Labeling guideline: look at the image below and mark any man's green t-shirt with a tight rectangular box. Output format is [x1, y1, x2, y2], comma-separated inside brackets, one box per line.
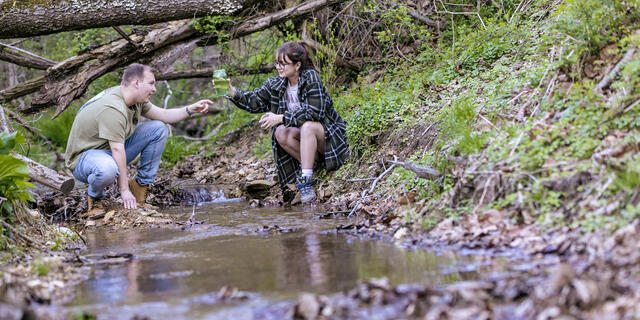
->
[65, 86, 152, 170]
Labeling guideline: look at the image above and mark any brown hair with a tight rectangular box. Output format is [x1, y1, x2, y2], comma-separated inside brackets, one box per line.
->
[276, 41, 316, 72]
[121, 63, 152, 86]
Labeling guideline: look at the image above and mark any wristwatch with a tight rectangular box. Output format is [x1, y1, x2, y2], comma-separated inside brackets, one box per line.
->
[185, 106, 194, 116]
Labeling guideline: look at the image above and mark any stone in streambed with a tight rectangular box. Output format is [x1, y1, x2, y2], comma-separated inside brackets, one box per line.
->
[244, 179, 276, 199]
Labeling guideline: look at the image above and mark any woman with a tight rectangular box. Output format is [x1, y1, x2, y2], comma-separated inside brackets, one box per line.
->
[216, 42, 348, 203]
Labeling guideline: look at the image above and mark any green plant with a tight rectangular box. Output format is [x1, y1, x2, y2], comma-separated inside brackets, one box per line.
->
[0, 132, 33, 218]
[32, 257, 50, 276]
[440, 95, 488, 155]
[161, 136, 200, 167]
[192, 16, 234, 44]
[251, 134, 272, 159]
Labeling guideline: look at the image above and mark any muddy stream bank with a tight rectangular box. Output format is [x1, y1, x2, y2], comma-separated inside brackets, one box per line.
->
[63, 201, 502, 319]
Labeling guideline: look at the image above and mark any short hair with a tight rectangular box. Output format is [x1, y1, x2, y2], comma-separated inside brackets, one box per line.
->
[121, 63, 152, 86]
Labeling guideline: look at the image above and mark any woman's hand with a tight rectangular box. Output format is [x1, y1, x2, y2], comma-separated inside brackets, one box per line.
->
[259, 112, 284, 129]
[211, 78, 235, 97]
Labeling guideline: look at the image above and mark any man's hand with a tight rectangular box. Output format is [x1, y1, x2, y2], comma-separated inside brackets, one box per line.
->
[121, 189, 137, 210]
[259, 112, 284, 129]
[188, 100, 213, 114]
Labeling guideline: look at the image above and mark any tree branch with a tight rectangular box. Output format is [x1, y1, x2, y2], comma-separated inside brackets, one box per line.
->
[156, 64, 275, 81]
[595, 46, 637, 93]
[348, 157, 398, 217]
[0, 76, 46, 104]
[0, 42, 56, 69]
[388, 160, 441, 179]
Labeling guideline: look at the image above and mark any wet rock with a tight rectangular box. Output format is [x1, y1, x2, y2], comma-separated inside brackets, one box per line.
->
[393, 227, 408, 240]
[295, 293, 320, 320]
[257, 225, 295, 235]
[244, 180, 276, 199]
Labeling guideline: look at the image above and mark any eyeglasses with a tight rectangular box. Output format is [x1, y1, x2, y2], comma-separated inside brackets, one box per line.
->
[273, 60, 294, 69]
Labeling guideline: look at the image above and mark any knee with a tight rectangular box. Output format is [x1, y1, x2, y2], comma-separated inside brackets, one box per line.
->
[275, 126, 288, 145]
[300, 121, 322, 136]
[148, 120, 169, 140]
[97, 160, 118, 183]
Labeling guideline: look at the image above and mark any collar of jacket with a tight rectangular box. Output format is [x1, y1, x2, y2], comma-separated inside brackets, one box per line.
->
[272, 69, 313, 95]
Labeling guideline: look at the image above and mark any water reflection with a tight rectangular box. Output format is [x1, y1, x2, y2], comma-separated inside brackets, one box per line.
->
[68, 202, 480, 318]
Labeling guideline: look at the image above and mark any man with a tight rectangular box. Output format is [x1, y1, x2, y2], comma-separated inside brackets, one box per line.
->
[65, 63, 212, 215]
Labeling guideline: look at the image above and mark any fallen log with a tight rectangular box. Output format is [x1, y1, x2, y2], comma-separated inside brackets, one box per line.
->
[13, 154, 75, 195]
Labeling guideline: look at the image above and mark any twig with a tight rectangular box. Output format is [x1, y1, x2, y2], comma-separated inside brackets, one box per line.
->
[507, 90, 528, 104]
[0, 219, 42, 247]
[183, 204, 197, 230]
[112, 26, 140, 47]
[477, 113, 495, 128]
[396, 44, 414, 63]
[422, 121, 439, 136]
[349, 178, 376, 182]
[348, 157, 398, 217]
[328, 0, 357, 26]
[595, 46, 637, 93]
[476, 12, 487, 31]
[162, 80, 173, 110]
[509, 131, 525, 158]
[73, 228, 87, 246]
[509, 0, 525, 23]
[5, 107, 63, 161]
[473, 174, 494, 213]
[623, 98, 640, 113]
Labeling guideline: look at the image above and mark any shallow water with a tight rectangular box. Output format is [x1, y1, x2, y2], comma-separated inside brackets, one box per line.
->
[66, 202, 481, 319]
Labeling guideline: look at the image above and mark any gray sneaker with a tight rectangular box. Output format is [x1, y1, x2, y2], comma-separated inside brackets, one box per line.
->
[297, 176, 316, 203]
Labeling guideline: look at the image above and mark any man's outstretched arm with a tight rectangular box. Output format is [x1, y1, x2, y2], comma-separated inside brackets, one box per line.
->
[143, 100, 213, 123]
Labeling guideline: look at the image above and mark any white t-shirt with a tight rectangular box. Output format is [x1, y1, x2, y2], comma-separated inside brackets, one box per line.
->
[286, 84, 301, 112]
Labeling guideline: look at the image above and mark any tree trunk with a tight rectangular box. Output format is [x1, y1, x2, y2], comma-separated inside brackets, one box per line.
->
[0, 0, 250, 39]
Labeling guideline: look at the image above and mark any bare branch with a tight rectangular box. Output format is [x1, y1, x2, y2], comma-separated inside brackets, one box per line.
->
[0, 42, 56, 69]
[348, 157, 398, 217]
[388, 160, 441, 179]
[0, 76, 45, 104]
[595, 46, 637, 93]
[156, 64, 275, 81]
[112, 26, 141, 48]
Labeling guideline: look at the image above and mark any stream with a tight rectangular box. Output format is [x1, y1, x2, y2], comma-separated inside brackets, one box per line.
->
[64, 201, 488, 319]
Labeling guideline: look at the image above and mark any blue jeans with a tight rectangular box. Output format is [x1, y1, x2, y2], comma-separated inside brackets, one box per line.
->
[72, 120, 169, 198]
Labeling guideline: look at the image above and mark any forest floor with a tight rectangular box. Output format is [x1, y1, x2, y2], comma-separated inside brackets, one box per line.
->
[5, 14, 640, 318]
[3, 114, 639, 319]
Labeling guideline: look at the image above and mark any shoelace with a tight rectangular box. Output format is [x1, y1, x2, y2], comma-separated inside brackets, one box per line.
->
[297, 179, 313, 192]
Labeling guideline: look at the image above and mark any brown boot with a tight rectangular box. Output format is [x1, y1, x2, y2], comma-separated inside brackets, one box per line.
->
[128, 178, 149, 206]
[83, 196, 106, 219]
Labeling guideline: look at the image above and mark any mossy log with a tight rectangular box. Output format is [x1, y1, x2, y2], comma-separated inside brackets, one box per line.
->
[0, 0, 247, 39]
